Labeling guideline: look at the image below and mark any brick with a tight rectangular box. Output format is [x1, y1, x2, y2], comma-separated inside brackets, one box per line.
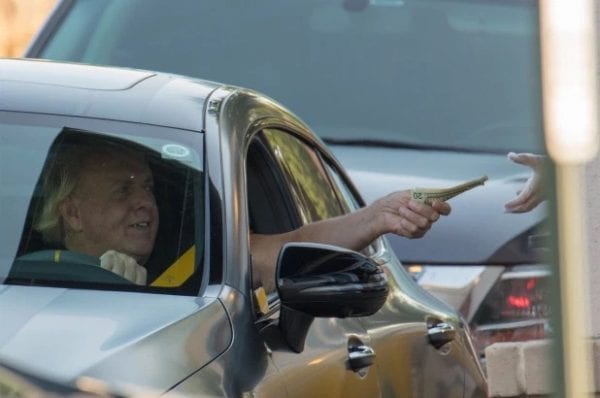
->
[485, 342, 524, 397]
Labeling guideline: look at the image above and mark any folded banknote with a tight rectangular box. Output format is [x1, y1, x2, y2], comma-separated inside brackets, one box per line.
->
[410, 175, 488, 204]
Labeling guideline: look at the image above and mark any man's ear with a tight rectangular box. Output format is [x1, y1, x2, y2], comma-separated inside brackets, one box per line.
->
[59, 197, 83, 233]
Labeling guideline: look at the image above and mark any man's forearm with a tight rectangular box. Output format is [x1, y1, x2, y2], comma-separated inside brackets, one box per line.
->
[249, 191, 450, 292]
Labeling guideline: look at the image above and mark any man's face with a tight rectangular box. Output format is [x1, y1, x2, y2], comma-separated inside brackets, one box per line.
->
[63, 151, 159, 264]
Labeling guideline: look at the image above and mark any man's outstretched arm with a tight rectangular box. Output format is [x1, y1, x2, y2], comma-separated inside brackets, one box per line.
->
[250, 190, 451, 292]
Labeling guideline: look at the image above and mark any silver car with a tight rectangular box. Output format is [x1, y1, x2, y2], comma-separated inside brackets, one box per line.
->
[0, 59, 487, 397]
[26, 0, 551, 359]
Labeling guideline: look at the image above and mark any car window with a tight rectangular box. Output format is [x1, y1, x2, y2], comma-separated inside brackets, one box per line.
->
[0, 113, 206, 295]
[323, 161, 361, 214]
[246, 137, 301, 235]
[38, 0, 542, 154]
[322, 160, 379, 257]
[245, 129, 349, 305]
[261, 128, 344, 224]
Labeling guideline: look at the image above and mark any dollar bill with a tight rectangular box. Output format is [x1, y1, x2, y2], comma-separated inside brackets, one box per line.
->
[410, 175, 488, 204]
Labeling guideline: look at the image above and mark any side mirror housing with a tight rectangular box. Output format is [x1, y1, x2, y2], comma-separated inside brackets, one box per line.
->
[276, 243, 389, 352]
[276, 242, 389, 317]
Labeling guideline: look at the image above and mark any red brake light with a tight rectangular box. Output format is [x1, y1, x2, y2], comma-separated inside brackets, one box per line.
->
[470, 269, 552, 358]
[506, 295, 531, 309]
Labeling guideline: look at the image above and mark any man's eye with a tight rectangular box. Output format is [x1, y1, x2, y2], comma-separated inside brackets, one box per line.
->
[116, 185, 130, 195]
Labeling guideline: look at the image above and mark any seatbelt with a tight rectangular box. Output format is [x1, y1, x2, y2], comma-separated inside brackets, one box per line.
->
[150, 246, 195, 287]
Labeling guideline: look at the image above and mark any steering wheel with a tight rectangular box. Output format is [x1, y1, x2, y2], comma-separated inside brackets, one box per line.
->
[9, 250, 133, 285]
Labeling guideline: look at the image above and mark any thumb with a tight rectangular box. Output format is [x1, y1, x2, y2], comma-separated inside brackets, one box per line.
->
[507, 152, 543, 169]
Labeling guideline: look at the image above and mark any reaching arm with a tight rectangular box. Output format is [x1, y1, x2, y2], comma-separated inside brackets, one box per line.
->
[250, 190, 451, 291]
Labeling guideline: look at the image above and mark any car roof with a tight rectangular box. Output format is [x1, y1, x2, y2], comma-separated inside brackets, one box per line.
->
[0, 58, 222, 131]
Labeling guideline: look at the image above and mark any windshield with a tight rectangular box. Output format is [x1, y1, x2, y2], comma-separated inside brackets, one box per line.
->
[39, 0, 542, 153]
[0, 112, 205, 295]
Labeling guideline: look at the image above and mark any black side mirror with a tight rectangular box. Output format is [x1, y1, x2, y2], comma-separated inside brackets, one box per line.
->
[276, 242, 389, 352]
[277, 242, 389, 317]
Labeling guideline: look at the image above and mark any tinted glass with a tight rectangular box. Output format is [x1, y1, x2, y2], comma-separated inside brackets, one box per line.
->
[40, 0, 542, 153]
[0, 112, 205, 294]
[324, 162, 361, 214]
[262, 129, 344, 223]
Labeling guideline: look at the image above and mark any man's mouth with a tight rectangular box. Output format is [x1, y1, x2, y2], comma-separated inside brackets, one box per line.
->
[130, 221, 151, 229]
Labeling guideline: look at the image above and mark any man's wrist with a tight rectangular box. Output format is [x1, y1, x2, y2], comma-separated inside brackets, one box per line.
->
[363, 200, 387, 240]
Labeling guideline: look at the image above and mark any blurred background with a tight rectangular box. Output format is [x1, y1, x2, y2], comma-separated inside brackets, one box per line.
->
[0, 0, 56, 57]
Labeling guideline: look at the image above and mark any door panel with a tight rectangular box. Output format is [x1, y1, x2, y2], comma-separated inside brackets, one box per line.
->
[263, 317, 381, 398]
[360, 258, 468, 397]
[320, 158, 471, 397]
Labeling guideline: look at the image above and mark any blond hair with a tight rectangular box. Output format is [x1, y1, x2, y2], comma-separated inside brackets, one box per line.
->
[34, 141, 91, 243]
[34, 135, 139, 243]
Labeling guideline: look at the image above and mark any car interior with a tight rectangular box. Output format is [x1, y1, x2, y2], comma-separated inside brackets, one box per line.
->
[11, 129, 203, 294]
[246, 135, 301, 236]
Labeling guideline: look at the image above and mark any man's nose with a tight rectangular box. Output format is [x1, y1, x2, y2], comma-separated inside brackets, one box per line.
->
[131, 186, 156, 209]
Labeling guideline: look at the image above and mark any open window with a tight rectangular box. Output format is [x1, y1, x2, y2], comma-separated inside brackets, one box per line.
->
[245, 129, 368, 315]
[246, 137, 300, 235]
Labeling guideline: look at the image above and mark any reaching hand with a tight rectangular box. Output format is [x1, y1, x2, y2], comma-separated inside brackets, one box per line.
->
[100, 250, 147, 285]
[505, 152, 546, 213]
[374, 190, 451, 239]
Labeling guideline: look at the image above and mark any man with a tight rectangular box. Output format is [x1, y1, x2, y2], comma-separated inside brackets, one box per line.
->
[35, 137, 155, 285]
[34, 136, 451, 287]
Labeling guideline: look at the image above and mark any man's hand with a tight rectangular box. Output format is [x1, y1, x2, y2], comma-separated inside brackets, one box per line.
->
[100, 250, 147, 285]
[505, 152, 546, 213]
[375, 190, 451, 239]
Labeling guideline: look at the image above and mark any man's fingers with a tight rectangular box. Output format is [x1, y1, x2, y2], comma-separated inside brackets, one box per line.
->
[135, 267, 148, 285]
[99, 250, 147, 285]
[99, 250, 116, 270]
[508, 152, 532, 166]
[122, 256, 137, 282]
[505, 189, 541, 213]
[506, 185, 533, 208]
[407, 200, 441, 221]
[508, 152, 526, 165]
[400, 217, 429, 235]
[399, 206, 432, 229]
[431, 200, 451, 216]
[505, 198, 525, 212]
[507, 192, 542, 213]
[392, 223, 425, 239]
[392, 204, 437, 238]
[508, 152, 544, 169]
[504, 172, 544, 213]
[380, 191, 450, 239]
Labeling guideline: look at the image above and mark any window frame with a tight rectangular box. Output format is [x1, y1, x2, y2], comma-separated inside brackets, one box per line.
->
[245, 126, 374, 320]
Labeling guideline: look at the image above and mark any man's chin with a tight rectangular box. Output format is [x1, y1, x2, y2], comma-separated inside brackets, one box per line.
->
[119, 248, 152, 265]
[120, 239, 156, 265]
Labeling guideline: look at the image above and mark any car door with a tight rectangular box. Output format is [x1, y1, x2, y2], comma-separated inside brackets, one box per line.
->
[321, 156, 484, 396]
[246, 129, 382, 398]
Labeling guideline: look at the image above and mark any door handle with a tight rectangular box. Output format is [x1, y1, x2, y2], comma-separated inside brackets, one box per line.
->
[348, 344, 376, 371]
[427, 322, 456, 349]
